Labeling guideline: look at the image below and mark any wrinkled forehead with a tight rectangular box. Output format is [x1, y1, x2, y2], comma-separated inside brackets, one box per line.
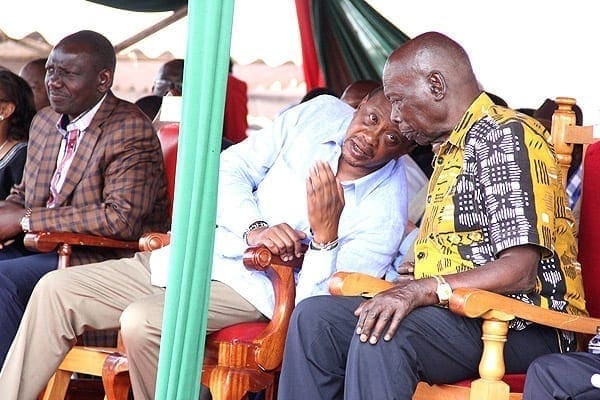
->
[49, 44, 94, 67]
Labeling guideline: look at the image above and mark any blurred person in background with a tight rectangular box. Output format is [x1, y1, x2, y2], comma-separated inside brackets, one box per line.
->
[0, 70, 36, 199]
[19, 58, 50, 112]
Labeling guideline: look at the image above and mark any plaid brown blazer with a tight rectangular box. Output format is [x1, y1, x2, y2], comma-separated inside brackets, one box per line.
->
[7, 92, 170, 265]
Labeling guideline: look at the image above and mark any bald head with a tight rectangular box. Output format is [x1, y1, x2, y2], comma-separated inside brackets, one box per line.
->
[382, 32, 481, 146]
[153, 59, 184, 96]
[19, 58, 50, 110]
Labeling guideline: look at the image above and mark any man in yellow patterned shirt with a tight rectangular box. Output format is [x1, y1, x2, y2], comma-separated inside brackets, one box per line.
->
[278, 31, 587, 400]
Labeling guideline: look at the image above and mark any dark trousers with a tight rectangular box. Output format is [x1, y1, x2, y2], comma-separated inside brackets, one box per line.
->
[523, 352, 600, 399]
[0, 240, 57, 365]
[279, 295, 562, 400]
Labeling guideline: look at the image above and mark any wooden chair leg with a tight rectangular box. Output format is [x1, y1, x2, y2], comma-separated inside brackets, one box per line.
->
[40, 370, 71, 400]
[264, 382, 275, 400]
[102, 353, 131, 400]
[206, 367, 275, 400]
[468, 319, 510, 400]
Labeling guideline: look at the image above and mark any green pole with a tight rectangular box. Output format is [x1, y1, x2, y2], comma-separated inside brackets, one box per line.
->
[155, 0, 234, 398]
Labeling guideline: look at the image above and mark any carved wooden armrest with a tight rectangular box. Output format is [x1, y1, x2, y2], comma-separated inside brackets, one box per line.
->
[329, 271, 599, 335]
[232, 244, 307, 371]
[23, 232, 140, 253]
[24, 231, 170, 270]
[138, 232, 170, 251]
[450, 288, 599, 335]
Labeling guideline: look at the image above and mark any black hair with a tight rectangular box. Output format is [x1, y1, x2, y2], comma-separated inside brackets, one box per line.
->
[58, 30, 116, 72]
[300, 87, 338, 103]
[0, 70, 36, 141]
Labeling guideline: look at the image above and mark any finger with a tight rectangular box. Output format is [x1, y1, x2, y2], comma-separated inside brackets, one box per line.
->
[270, 227, 299, 258]
[354, 300, 370, 333]
[279, 224, 307, 258]
[383, 313, 404, 342]
[367, 308, 395, 344]
[397, 261, 415, 273]
[316, 161, 336, 183]
[335, 178, 345, 205]
[355, 302, 381, 342]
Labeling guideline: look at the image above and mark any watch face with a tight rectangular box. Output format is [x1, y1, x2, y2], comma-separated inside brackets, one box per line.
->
[20, 217, 30, 232]
[437, 283, 452, 302]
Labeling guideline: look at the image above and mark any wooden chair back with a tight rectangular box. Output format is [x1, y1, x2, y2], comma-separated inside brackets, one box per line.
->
[553, 97, 600, 320]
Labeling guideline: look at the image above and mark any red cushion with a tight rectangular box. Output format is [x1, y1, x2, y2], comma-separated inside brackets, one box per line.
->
[453, 374, 526, 392]
[209, 322, 268, 342]
[579, 142, 600, 318]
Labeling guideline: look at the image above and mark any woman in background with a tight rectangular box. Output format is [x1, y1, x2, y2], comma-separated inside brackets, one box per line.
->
[0, 70, 36, 199]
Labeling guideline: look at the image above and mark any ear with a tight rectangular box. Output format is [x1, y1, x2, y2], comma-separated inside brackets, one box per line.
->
[427, 71, 446, 100]
[0, 101, 16, 121]
[97, 68, 113, 93]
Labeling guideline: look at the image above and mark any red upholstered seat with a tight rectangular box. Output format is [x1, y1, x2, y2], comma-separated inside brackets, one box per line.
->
[453, 374, 526, 393]
[156, 122, 179, 214]
[579, 141, 600, 318]
[209, 322, 269, 342]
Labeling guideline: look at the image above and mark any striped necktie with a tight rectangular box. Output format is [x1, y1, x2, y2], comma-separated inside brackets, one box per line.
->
[47, 129, 79, 208]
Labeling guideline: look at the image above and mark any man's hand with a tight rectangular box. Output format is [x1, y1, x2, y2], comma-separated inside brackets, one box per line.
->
[396, 261, 415, 282]
[306, 161, 345, 244]
[353, 279, 436, 344]
[0, 202, 26, 243]
[246, 223, 306, 261]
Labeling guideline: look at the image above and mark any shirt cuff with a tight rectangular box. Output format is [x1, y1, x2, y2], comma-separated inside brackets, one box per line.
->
[295, 246, 339, 303]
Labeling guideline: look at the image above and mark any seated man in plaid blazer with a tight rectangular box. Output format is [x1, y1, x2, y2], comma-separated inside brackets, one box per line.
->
[0, 30, 170, 366]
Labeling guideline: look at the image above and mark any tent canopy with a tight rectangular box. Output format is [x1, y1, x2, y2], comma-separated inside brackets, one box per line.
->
[85, 0, 410, 94]
[88, 0, 185, 12]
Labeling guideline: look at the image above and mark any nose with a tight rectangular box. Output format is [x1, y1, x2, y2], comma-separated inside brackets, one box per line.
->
[390, 106, 402, 126]
[46, 71, 62, 88]
[363, 128, 380, 146]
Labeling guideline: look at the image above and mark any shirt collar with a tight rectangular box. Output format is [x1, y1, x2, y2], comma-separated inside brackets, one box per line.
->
[56, 94, 107, 137]
[340, 157, 401, 204]
[444, 92, 495, 151]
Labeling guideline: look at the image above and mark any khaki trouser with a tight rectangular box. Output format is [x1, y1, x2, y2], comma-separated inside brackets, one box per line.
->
[0, 252, 266, 400]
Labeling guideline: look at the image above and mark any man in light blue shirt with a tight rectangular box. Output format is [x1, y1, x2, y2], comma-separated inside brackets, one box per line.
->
[0, 89, 415, 400]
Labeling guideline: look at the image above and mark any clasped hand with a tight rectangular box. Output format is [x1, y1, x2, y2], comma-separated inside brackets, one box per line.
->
[246, 223, 306, 262]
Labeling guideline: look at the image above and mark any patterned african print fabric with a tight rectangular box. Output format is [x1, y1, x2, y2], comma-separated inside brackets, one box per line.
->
[414, 93, 587, 350]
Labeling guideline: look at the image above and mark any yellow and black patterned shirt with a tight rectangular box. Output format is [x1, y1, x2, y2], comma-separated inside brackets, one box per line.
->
[414, 93, 587, 347]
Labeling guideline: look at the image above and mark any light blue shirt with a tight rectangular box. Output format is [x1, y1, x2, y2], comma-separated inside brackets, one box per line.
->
[212, 95, 408, 317]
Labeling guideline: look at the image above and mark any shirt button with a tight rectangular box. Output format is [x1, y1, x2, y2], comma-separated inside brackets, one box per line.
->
[417, 252, 425, 260]
[437, 157, 444, 164]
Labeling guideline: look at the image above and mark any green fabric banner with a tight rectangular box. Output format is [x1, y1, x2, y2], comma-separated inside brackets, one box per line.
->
[155, 0, 234, 398]
[87, 0, 186, 12]
[311, 0, 410, 94]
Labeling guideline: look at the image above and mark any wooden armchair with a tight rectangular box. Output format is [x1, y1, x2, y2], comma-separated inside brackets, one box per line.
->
[41, 244, 304, 400]
[329, 97, 600, 400]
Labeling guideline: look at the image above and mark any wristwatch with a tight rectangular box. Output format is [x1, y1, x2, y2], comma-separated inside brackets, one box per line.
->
[433, 275, 452, 305]
[20, 208, 32, 233]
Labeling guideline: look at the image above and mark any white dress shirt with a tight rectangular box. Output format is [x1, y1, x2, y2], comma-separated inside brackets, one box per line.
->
[151, 95, 408, 318]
